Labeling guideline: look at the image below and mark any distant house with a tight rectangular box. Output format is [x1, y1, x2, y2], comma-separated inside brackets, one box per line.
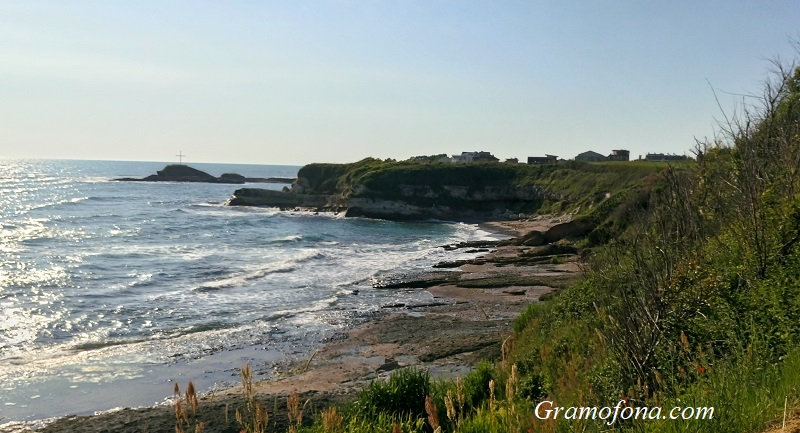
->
[645, 153, 690, 161]
[452, 151, 499, 163]
[575, 151, 607, 162]
[505, 158, 519, 163]
[608, 149, 630, 161]
[527, 154, 558, 164]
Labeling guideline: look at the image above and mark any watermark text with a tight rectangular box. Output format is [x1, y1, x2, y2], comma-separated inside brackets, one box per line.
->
[534, 400, 714, 425]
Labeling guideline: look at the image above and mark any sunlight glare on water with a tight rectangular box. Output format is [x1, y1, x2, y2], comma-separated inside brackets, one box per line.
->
[0, 159, 494, 424]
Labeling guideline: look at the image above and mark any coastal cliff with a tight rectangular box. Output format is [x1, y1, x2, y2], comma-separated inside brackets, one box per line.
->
[227, 158, 664, 223]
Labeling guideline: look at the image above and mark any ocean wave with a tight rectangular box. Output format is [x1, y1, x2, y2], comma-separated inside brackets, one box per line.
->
[191, 202, 226, 208]
[85, 195, 120, 202]
[271, 234, 303, 243]
[70, 319, 234, 353]
[79, 176, 116, 184]
[67, 196, 90, 204]
[174, 322, 232, 336]
[295, 251, 325, 263]
[191, 249, 325, 293]
[71, 338, 141, 352]
[193, 263, 298, 292]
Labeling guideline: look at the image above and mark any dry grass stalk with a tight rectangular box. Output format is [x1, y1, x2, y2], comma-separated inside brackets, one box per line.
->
[456, 376, 465, 422]
[174, 383, 189, 431]
[186, 381, 199, 415]
[680, 330, 690, 352]
[174, 382, 204, 433]
[235, 408, 243, 426]
[489, 379, 496, 409]
[303, 350, 318, 373]
[253, 402, 269, 433]
[505, 364, 519, 414]
[321, 406, 343, 433]
[473, 302, 490, 320]
[241, 364, 255, 405]
[444, 389, 456, 423]
[235, 364, 269, 433]
[425, 395, 440, 432]
[501, 336, 511, 369]
[288, 390, 303, 433]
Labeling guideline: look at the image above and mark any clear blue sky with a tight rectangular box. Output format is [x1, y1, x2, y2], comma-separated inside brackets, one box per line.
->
[1, 1, 798, 165]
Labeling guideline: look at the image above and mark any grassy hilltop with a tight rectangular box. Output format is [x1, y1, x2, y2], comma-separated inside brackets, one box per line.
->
[296, 157, 677, 219]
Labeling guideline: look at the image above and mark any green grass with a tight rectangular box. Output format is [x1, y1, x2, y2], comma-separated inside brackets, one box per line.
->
[639, 348, 800, 433]
[349, 368, 431, 422]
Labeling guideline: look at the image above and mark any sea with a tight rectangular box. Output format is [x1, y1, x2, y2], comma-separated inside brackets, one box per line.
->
[0, 159, 496, 426]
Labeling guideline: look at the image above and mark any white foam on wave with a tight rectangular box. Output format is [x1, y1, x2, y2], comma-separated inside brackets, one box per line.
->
[270, 294, 340, 326]
[79, 176, 115, 184]
[192, 249, 322, 293]
[25, 194, 89, 212]
[224, 205, 282, 217]
[273, 234, 302, 242]
[450, 221, 497, 241]
[0, 319, 255, 389]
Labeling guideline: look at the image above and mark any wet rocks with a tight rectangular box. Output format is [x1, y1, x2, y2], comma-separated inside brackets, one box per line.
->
[225, 188, 331, 209]
[370, 270, 460, 289]
[501, 219, 596, 246]
[440, 240, 501, 251]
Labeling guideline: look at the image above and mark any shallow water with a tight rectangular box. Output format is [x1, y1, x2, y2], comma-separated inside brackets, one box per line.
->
[0, 159, 492, 423]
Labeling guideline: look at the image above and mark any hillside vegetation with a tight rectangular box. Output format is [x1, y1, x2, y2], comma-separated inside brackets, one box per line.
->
[506, 59, 800, 433]
[182, 54, 800, 433]
[297, 157, 672, 218]
[264, 56, 800, 433]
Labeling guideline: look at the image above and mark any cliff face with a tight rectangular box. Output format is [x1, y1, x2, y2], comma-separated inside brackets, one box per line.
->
[226, 158, 666, 221]
[226, 186, 537, 220]
[341, 184, 552, 220]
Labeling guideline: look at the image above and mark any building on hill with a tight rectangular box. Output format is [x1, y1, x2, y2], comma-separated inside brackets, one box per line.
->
[527, 154, 558, 164]
[645, 153, 690, 161]
[452, 151, 499, 163]
[575, 150, 607, 162]
[608, 149, 630, 161]
[505, 157, 519, 163]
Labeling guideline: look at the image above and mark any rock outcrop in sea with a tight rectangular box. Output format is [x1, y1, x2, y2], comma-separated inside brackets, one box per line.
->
[115, 164, 296, 184]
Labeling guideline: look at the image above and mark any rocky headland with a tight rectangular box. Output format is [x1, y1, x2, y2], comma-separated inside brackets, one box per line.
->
[115, 164, 296, 184]
[225, 158, 661, 226]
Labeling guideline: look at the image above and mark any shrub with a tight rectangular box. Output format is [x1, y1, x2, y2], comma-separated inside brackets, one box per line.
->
[351, 368, 431, 422]
[461, 361, 497, 410]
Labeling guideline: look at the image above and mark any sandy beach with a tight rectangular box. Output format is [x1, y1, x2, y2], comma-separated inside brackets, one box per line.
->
[2, 218, 581, 433]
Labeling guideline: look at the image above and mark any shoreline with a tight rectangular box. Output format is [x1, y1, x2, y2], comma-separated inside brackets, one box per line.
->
[2, 218, 581, 433]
